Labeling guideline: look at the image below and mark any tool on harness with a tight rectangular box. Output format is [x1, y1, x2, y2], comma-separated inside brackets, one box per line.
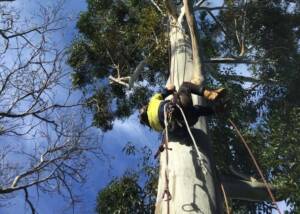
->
[167, 91, 185, 130]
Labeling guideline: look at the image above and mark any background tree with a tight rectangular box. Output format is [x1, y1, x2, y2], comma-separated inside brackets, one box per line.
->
[69, 0, 300, 213]
[0, 1, 103, 213]
[96, 143, 157, 214]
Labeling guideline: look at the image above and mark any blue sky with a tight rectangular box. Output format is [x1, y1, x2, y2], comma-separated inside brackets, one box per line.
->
[0, 0, 289, 213]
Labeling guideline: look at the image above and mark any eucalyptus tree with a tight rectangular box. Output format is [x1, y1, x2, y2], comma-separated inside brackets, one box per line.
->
[69, 0, 300, 213]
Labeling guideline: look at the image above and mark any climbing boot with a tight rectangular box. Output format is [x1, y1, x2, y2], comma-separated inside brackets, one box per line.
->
[203, 88, 226, 101]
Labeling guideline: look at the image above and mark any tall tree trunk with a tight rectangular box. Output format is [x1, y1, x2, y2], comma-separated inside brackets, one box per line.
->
[155, 2, 222, 213]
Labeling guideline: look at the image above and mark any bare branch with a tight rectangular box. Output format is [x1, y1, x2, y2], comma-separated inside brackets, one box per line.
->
[106, 49, 120, 78]
[0, 103, 82, 119]
[222, 74, 261, 83]
[1, 170, 57, 194]
[206, 9, 231, 40]
[194, 0, 206, 8]
[0, 27, 42, 40]
[177, 6, 185, 27]
[24, 188, 36, 214]
[109, 53, 152, 89]
[108, 75, 130, 88]
[164, 0, 178, 20]
[234, 18, 242, 52]
[57, 176, 76, 214]
[150, 0, 165, 16]
[194, 6, 231, 11]
[239, 3, 247, 57]
[193, 1, 249, 59]
[128, 58, 147, 88]
[204, 57, 256, 64]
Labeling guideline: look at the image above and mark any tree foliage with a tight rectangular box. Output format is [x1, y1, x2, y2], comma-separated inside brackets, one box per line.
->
[96, 143, 157, 214]
[209, 1, 300, 212]
[68, 0, 168, 131]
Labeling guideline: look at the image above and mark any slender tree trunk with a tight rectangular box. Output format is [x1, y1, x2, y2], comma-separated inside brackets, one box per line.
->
[155, 2, 222, 213]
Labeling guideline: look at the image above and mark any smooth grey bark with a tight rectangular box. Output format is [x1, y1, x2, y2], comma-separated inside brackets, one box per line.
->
[155, 1, 222, 213]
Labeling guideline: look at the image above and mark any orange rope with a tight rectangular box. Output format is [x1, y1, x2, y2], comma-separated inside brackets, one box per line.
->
[161, 105, 172, 214]
[220, 183, 230, 214]
[228, 118, 282, 214]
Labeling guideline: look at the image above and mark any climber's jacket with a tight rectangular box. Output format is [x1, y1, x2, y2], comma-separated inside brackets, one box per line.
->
[147, 88, 174, 131]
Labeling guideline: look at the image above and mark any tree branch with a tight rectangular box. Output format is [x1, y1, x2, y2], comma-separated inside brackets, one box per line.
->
[194, 6, 231, 12]
[226, 74, 262, 83]
[183, 0, 206, 84]
[177, 6, 185, 27]
[150, 0, 165, 16]
[206, 9, 230, 39]
[221, 176, 283, 202]
[164, 0, 178, 20]
[1, 171, 56, 194]
[204, 57, 257, 64]
[108, 75, 129, 88]
[24, 188, 36, 214]
[128, 58, 147, 88]
[195, 0, 206, 7]
[109, 53, 152, 89]
[205, 7, 246, 57]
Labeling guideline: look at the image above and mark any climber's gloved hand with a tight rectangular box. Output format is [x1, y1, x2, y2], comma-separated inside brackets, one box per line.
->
[166, 83, 176, 92]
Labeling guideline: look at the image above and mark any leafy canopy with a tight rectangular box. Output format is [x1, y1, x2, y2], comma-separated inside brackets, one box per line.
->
[68, 0, 168, 131]
[96, 143, 157, 214]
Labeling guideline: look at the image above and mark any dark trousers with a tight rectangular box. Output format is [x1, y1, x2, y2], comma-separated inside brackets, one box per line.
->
[175, 82, 214, 126]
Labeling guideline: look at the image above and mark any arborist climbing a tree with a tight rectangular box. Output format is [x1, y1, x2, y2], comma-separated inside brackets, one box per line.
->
[139, 81, 226, 131]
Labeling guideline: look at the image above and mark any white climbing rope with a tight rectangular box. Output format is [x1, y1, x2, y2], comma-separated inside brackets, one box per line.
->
[175, 104, 208, 175]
